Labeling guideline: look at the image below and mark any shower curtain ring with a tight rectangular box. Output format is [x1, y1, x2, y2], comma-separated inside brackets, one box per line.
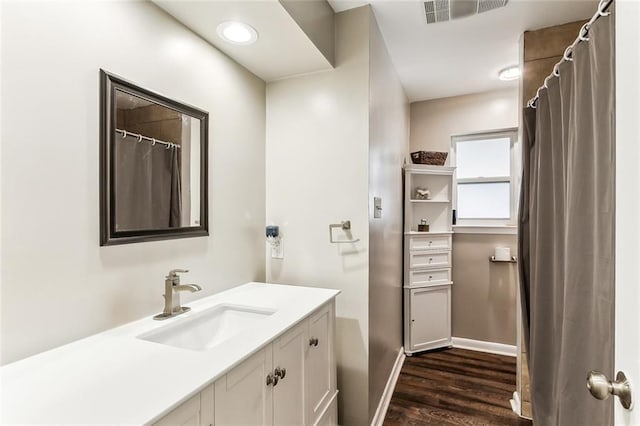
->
[543, 76, 551, 89]
[166, 143, 171, 150]
[563, 46, 573, 62]
[137, 135, 142, 143]
[579, 23, 590, 42]
[152, 138, 156, 146]
[597, 0, 611, 16]
[121, 130, 127, 139]
[553, 64, 560, 77]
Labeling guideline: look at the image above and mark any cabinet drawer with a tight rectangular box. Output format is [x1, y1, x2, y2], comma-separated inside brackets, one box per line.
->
[409, 251, 451, 269]
[409, 268, 451, 287]
[409, 235, 451, 251]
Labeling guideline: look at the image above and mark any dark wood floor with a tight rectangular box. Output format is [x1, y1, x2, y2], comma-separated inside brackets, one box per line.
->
[384, 348, 533, 426]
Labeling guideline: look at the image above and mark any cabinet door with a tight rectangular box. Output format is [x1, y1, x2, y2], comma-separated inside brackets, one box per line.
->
[153, 385, 213, 426]
[273, 321, 307, 425]
[305, 302, 335, 425]
[215, 347, 273, 426]
[410, 285, 451, 351]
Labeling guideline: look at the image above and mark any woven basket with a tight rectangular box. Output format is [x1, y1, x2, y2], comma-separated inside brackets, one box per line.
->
[410, 151, 448, 166]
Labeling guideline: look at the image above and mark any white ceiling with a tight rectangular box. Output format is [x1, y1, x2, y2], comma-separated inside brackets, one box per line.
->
[154, 0, 598, 102]
[153, 0, 333, 82]
[329, 0, 598, 101]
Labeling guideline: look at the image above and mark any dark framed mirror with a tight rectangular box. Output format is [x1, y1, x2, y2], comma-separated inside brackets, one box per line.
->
[100, 70, 208, 246]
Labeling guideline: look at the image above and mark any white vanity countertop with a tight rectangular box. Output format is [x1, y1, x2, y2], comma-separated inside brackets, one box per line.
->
[0, 282, 340, 424]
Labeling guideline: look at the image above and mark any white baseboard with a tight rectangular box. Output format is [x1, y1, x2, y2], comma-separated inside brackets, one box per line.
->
[451, 337, 517, 357]
[370, 347, 405, 426]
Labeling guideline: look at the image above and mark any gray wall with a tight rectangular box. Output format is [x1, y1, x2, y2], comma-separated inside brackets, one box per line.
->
[367, 11, 409, 423]
[452, 234, 518, 344]
[1, 1, 266, 364]
[410, 89, 518, 155]
[267, 6, 409, 423]
[266, 7, 371, 425]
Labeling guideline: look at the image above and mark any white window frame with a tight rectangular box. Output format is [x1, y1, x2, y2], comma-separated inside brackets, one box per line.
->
[451, 128, 519, 233]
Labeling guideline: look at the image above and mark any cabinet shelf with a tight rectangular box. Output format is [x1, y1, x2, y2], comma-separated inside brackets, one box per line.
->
[405, 165, 455, 175]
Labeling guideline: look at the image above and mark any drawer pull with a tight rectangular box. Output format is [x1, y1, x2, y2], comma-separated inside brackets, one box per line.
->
[274, 367, 287, 380]
[309, 337, 319, 347]
[266, 373, 279, 387]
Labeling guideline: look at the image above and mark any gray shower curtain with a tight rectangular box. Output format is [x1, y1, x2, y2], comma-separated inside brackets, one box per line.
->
[518, 7, 615, 426]
[114, 135, 182, 231]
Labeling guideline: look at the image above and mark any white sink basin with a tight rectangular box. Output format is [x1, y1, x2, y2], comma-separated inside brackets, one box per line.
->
[138, 304, 276, 351]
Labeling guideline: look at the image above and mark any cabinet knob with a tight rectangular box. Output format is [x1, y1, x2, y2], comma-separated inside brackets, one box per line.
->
[274, 367, 287, 380]
[309, 337, 319, 347]
[266, 373, 279, 387]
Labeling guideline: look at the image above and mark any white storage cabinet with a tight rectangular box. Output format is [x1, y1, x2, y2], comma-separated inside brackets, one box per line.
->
[403, 164, 455, 355]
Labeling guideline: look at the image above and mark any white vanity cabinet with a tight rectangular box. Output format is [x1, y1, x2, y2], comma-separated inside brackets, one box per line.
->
[403, 164, 455, 355]
[153, 385, 214, 426]
[0, 283, 340, 425]
[213, 301, 337, 426]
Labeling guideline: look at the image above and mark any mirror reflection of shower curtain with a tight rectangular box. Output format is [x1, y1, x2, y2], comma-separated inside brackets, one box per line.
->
[518, 7, 614, 426]
[114, 135, 181, 231]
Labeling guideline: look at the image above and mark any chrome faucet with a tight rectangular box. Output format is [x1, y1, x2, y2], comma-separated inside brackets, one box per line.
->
[153, 269, 202, 320]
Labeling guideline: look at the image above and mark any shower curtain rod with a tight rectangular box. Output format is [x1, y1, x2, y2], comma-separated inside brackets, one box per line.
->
[115, 128, 181, 149]
[526, 0, 614, 108]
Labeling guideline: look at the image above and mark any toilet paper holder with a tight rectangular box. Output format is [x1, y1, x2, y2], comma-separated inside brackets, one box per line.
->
[489, 255, 518, 263]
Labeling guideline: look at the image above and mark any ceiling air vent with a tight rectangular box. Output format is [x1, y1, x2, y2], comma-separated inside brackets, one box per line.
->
[423, 0, 508, 24]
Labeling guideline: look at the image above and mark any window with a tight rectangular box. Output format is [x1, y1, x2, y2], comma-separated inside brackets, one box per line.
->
[452, 129, 518, 227]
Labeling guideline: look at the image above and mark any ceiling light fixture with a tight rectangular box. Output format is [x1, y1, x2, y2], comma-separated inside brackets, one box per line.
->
[498, 66, 520, 81]
[216, 21, 258, 46]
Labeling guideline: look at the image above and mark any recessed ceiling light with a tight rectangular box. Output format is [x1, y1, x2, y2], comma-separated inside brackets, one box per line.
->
[498, 66, 520, 81]
[216, 21, 258, 46]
